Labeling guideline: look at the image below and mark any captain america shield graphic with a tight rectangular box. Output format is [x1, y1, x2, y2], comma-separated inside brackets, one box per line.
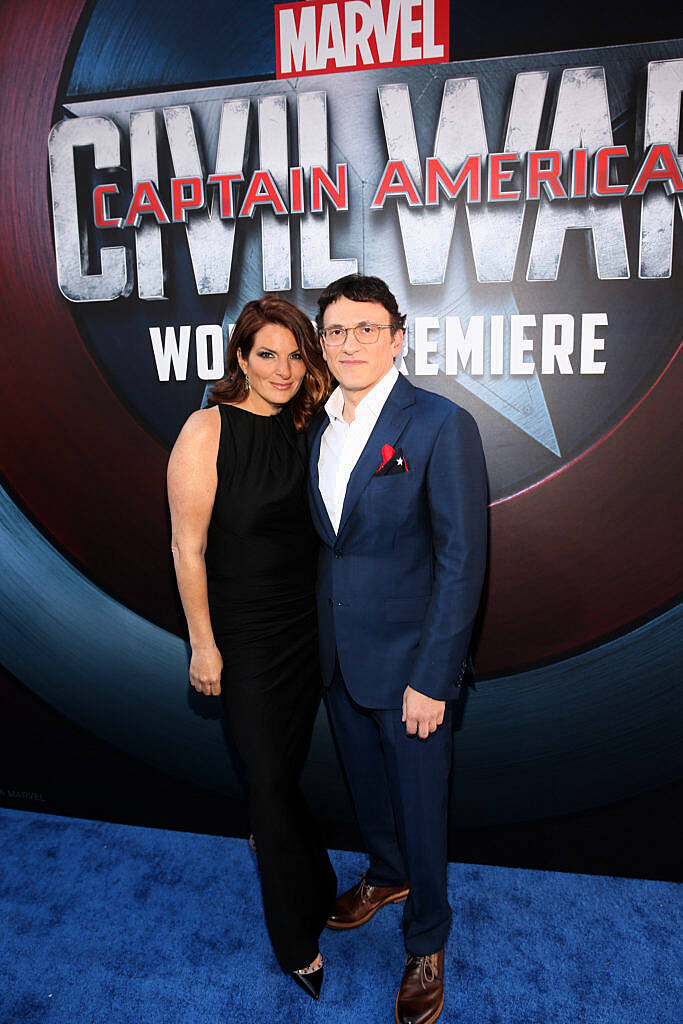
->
[0, 0, 681, 827]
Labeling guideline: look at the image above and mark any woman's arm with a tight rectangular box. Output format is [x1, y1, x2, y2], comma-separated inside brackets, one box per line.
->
[167, 406, 223, 695]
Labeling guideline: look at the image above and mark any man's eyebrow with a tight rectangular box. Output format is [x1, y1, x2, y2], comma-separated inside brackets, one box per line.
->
[323, 320, 372, 328]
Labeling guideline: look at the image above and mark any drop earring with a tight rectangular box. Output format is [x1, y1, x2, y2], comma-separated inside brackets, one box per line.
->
[244, 372, 251, 391]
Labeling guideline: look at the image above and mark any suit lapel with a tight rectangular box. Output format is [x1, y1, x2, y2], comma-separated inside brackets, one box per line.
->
[307, 412, 336, 546]
[337, 373, 415, 542]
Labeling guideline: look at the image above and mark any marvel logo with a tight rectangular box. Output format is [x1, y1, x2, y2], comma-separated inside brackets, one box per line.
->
[275, 0, 449, 78]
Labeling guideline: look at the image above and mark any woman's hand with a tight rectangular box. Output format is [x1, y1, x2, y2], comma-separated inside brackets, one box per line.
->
[190, 643, 223, 696]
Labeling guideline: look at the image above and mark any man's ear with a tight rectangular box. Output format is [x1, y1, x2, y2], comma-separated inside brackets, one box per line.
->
[391, 329, 404, 356]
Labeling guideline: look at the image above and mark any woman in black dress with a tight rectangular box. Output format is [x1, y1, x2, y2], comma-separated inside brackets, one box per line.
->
[167, 297, 336, 998]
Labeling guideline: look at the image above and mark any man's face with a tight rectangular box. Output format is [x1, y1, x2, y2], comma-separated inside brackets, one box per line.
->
[320, 296, 403, 402]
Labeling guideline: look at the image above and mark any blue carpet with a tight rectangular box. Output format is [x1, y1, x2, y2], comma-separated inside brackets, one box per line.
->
[0, 809, 680, 1023]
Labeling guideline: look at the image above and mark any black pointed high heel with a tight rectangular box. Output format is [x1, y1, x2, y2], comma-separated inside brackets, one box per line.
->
[248, 833, 261, 873]
[290, 957, 324, 1000]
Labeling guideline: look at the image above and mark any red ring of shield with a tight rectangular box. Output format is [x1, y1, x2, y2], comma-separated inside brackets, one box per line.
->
[0, 0, 681, 676]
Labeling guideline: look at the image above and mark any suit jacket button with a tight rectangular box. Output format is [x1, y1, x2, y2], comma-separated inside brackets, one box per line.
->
[335, 551, 342, 558]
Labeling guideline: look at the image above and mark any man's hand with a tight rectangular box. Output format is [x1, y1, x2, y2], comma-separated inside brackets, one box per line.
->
[189, 643, 223, 696]
[402, 685, 446, 738]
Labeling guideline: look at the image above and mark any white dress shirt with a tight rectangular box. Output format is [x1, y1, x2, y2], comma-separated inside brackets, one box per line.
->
[318, 364, 399, 534]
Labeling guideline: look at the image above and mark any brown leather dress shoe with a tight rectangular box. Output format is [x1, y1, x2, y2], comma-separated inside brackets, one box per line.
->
[395, 949, 444, 1024]
[326, 874, 409, 929]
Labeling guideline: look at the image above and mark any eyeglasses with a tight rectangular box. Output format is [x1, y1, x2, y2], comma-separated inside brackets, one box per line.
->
[319, 322, 395, 346]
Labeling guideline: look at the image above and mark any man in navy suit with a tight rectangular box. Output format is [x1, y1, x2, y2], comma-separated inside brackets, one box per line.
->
[308, 275, 487, 1024]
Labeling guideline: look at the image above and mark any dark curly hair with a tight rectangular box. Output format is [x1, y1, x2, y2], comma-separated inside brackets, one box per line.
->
[208, 296, 331, 431]
[315, 274, 406, 333]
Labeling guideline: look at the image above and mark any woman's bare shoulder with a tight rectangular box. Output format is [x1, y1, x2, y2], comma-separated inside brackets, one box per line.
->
[169, 407, 222, 469]
[177, 405, 221, 442]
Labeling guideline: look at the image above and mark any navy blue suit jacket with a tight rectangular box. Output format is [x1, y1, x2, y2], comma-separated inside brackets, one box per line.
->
[307, 372, 488, 709]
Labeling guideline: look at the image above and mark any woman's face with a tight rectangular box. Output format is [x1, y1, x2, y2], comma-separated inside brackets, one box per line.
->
[237, 323, 307, 414]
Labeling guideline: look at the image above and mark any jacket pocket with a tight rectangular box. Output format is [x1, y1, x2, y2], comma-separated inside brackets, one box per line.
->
[372, 471, 409, 483]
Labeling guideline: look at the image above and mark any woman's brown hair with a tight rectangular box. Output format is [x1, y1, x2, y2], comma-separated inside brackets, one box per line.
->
[208, 296, 331, 431]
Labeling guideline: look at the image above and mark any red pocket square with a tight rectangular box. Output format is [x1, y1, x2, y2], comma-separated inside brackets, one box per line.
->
[374, 444, 409, 476]
[375, 444, 395, 474]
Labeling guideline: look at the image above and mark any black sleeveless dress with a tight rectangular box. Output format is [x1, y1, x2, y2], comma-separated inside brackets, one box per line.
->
[206, 402, 337, 972]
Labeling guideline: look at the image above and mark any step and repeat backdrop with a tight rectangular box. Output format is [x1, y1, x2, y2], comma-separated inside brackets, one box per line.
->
[1, 0, 681, 869]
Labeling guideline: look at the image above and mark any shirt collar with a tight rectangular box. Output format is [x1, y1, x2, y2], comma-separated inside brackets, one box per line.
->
[325, 364, 399, 425]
